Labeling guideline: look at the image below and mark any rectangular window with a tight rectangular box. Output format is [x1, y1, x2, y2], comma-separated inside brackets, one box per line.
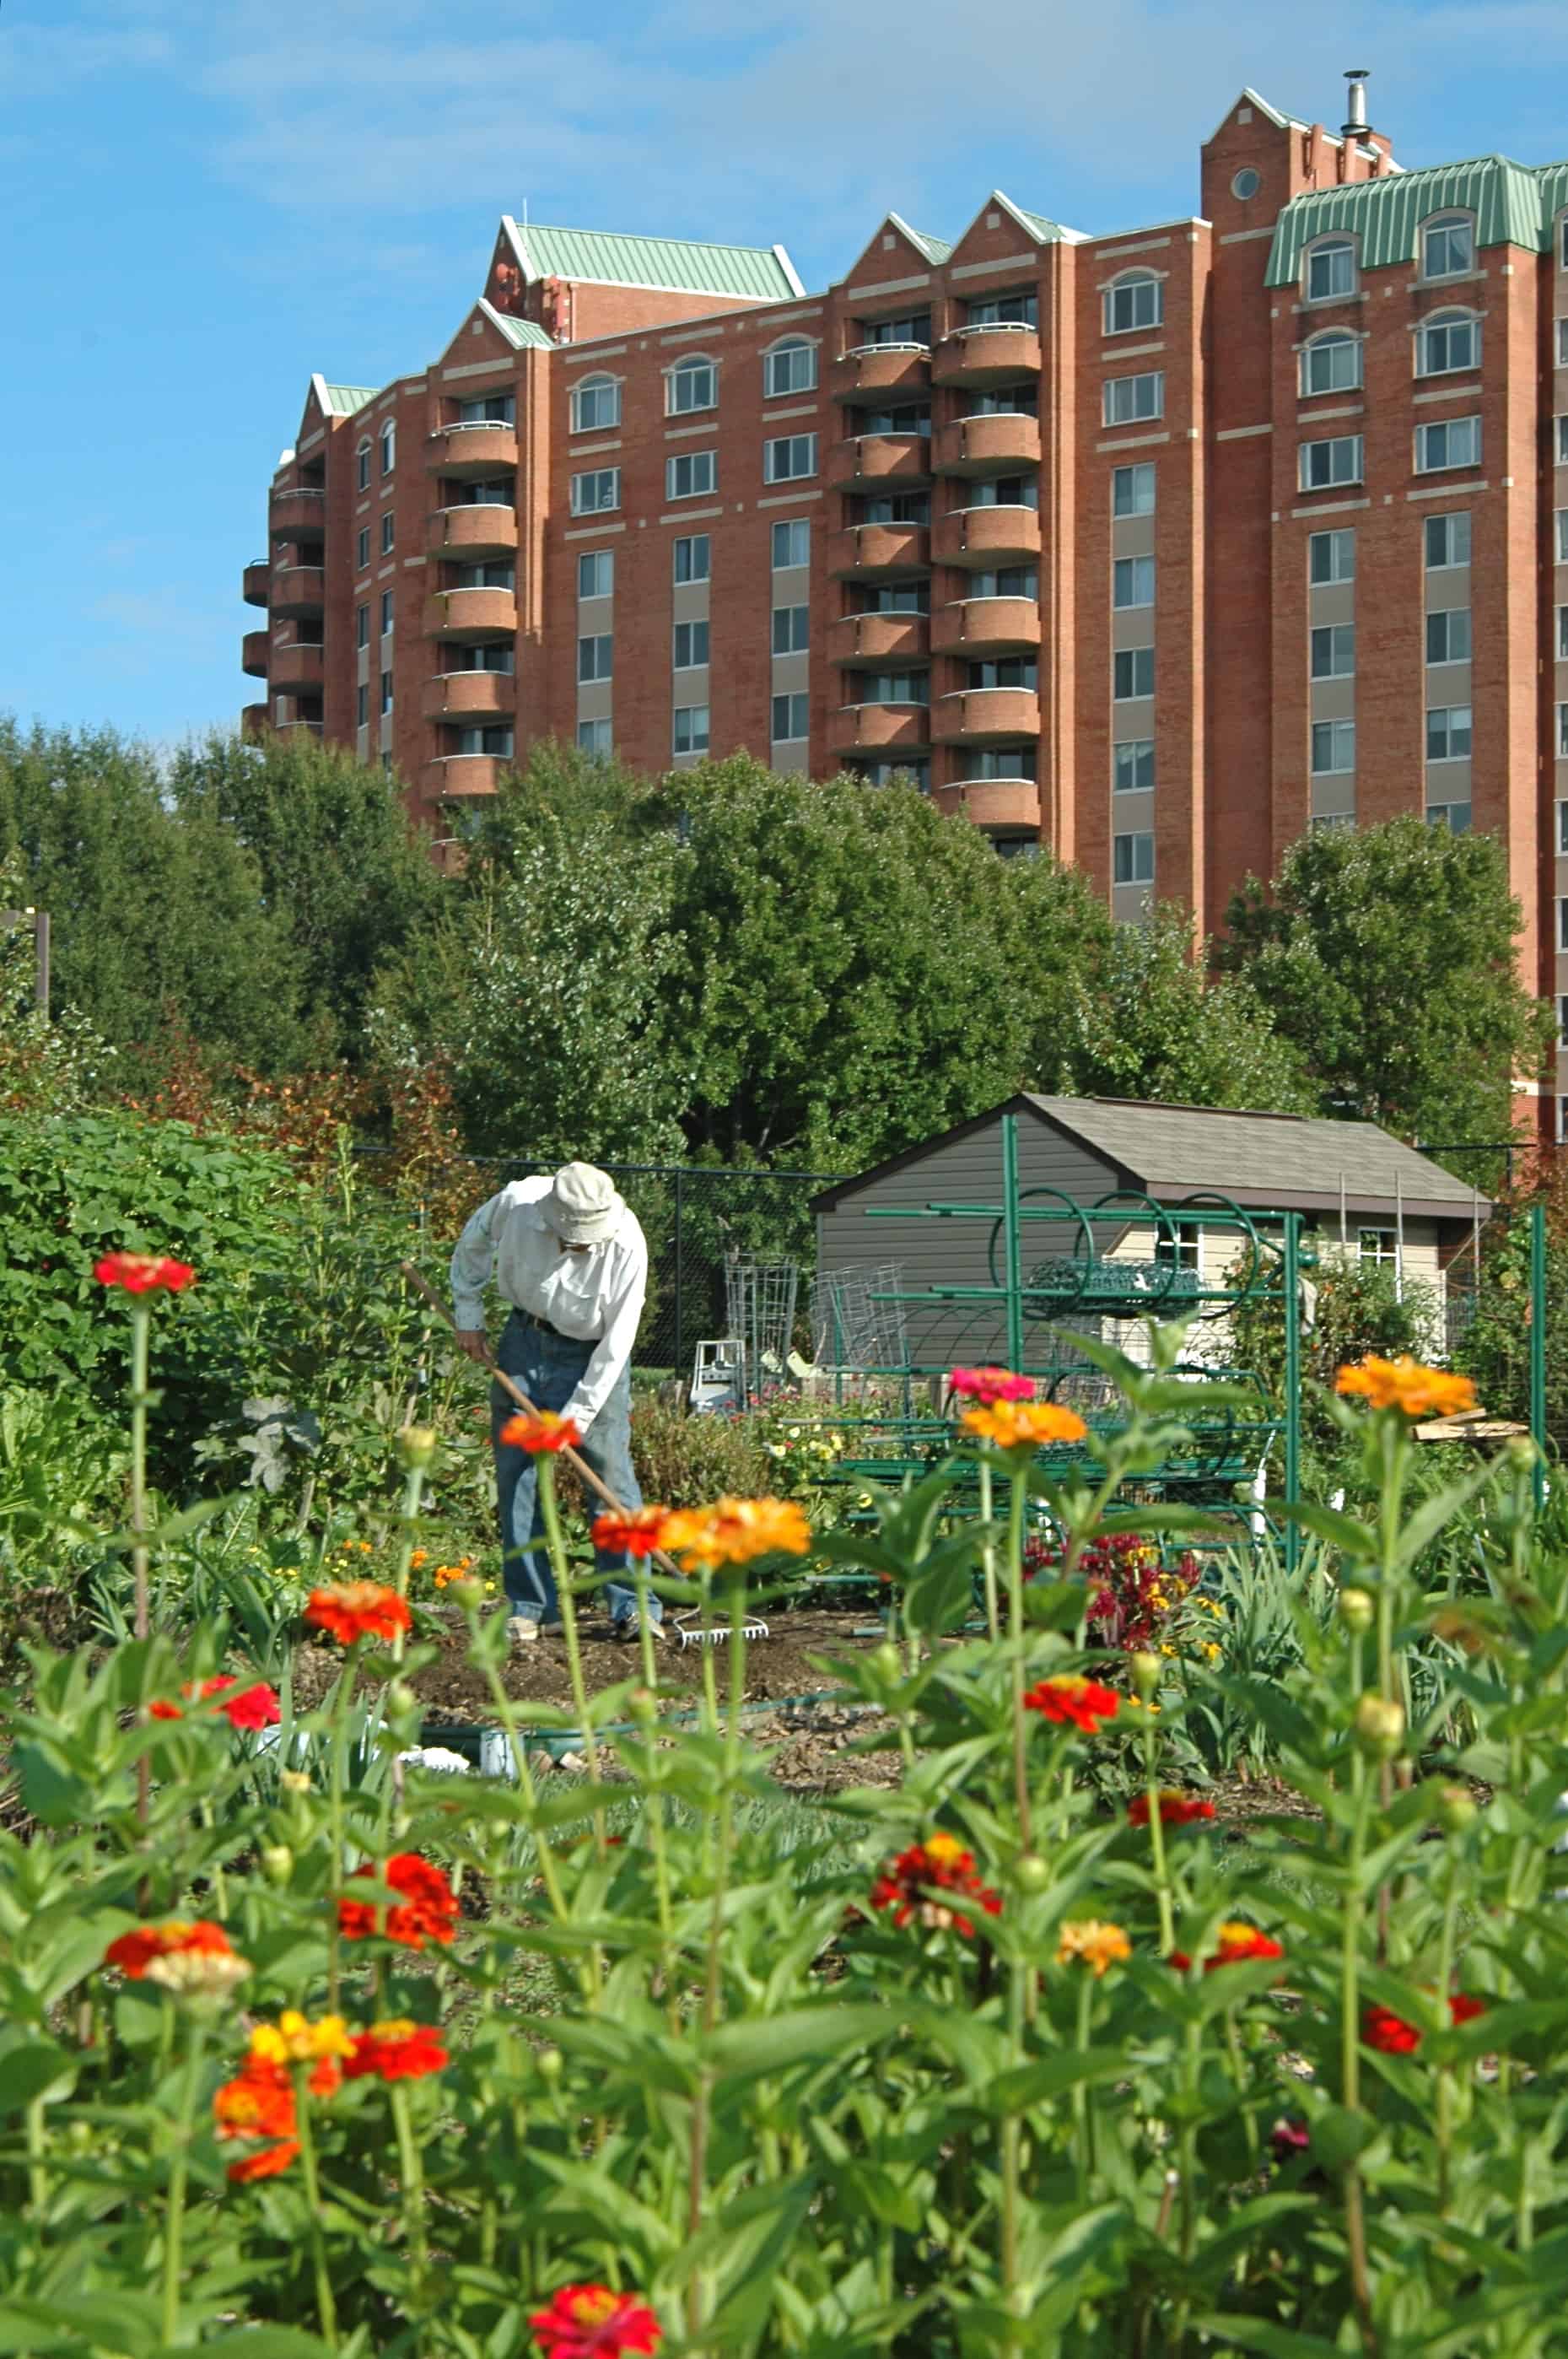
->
[1424, 217, 1474, 280]
[1112, 462, 1156, 517]
[356, 527, 370, 572]
[1560, 991, 1568, 1047]
[1558, 319, 1568, 368]
[859, 312, 930, 348]
[671, 536, 711, 589]
[455, 726, 514, 757]
[1154, 1220, 1200, 1272]
[1560, 704, 1568, 758]
[456, 645, 514, 673]
[1113, 739, 1156, 792]
[458, 393, 515, 425]
[1415, 416, 1481, 473]
[1113, 554, 1156, 609]
[772, 604, 809, 654]
[666, 450, 717, 500]
[1103, 278, 1162, 335]
[1311, 718, 1356, 773]
[1307, 241, 1356, 301]
[968, 289, 1038, 327]
[772, 519, 810, 569]
[380, 670, 393, 715]
[570, 468, 620, 516]
[1311, 812, 1355, 833]
[1559, 799, 1568, 854]
[578, 550, 614, 600]
[966, 656, 1037, 690]
[962, 748, 1037, 780]
[1426, 704, 1473, 761]
[1102, 372, 1164, 426]
[967, 475, 1037, 511]
[357, 443, 371, 492]
[578, 633, 613, 683]
[861, 492, 929, 524]
[1425, 510, 1472, 569]
[452, 561, 515, 588]
[457, 478, 514, 509]
[967, 569, 1034, 601]
[672, 620, 709, 669]
[1300, 435, 1364, 490]
[763, 434, 817, 483]
[1311, 623, 1355, 678]
[577, 717, 613, 756]
[859, 671, 929, 705]
[569, 378, 619, 433]
[380, 420, 396, 476]
[860, 402, 932, 438]
[356, 684, 368, 727]
[1426, 607, 1472, 664]
[355, 604, 369, 650]
[673, 704, 710, 755]
[380, 512, 395, 555]
[1113, 646, 1155, 700]
[772, 692, 810, 742]
[1309, 527, 1355, 585]
[1559, 607, 1568, 661]
[380, 590, 394, 635]
[764, 340, 816, 397]
[1560, 899, 1568, 953]
[1558, 418, 1568, 467]
[667, 359, 717, 415]
[1302, 334, 1362, 396]
[1358, 1228, 1397, 1267]
[1113, 831, 1155, 884]
[1426, 801, 1472, 833]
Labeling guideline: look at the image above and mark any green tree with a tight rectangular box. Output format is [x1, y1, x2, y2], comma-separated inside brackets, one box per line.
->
[1223, 817, 1550, 1147]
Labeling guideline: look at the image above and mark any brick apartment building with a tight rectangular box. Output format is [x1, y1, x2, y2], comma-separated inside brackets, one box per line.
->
[241, 75, 1568, 1126]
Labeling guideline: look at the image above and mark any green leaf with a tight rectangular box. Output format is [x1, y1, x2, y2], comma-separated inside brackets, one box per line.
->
[701, 2001, 892, 2080]
[1277, 1498, 1377, 1557]
[0, 2034, 75, 2113]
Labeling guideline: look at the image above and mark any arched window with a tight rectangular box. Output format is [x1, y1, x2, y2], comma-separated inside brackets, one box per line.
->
[764, 336, 816, 397]
[666, 354, 717, 416]
[1422, 213, 1474, 281]
[1416, 308, 1480, 378]
[355, 437, 371, 492]
[1102, 272, 1162, 336]
[1305, 236, 1355, 303]
[379, 418, 396, 475]
[569, 374, 620, 433]
[1301, 328, 1361, 397]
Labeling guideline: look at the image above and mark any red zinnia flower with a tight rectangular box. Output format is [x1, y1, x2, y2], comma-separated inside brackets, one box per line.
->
[1363, 1992, 1487, 2054]
[499, 1410, 581, 1455]
[1023, 1673, 1121, 1733]
[342, 2017, 449, 2082]
[94, 1252, 197, 1295]
[338, 1852, 459, 1951]
[214, 2060, 297, 2144]
[949, 1366, 1035, 1405]
[1171, 1921, 1285, 1974]
[148, 1676, 282, 1731]
[868, 1830, 1002, 1941]
[1449, 1992, 1487, 2027]
[304, 1581, 412, 1646]
[1269, 2118, 1311, 2161]
[1128, 1789, 1216, 1829]
[590, 1507, 671, 1559]
[529, 2283, 663, 2359]
[226, 2138, 300, 2184]
[104, 1919, 234, 1979]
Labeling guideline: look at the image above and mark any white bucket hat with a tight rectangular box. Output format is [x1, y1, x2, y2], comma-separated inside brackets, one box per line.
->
[545, 1160, 624, 1245]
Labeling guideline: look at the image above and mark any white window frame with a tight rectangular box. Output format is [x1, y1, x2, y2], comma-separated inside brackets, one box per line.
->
[1559, 990, 1568, 1048]
[577, 633, 613, 685]
[1358, 1227, 1398, 1268]
[1311, 717, 1355, 775]
[355, 603, 369, 650]
[356, 526, 369, 571]
[1558, 417, 1568, 467]
[1415, 309, 1480, 380]
[771, 518, 810, 569]
[1557, 319, 1568, 368]
[356, 683, 369, 728]
[1560, 896, 1568, 954]
[1309, 527, 1355, 585]
[771, 691, 810, 743]
[665, 355, 717, 418]
[1310, 622, 1355, 680]
[1304, 236, 1356, 304]
[570, 467, 621, 516]
[1113, 646, 1155, 700]
[1559, 704, 1568, 759]
[673, 704, 710, 756]
[1102, 273, 1162, 337]
[665, 450, 717, 501]
[762, 337, 817, 397]
[1426, 510, 1473, 570]
[379, 419, 396, 475]
[1426, 703, 1474, 763]
[1301, 330, 1361, 397]
[1112, 462, 1156, 517]
[577, 717, 613, 756]
[569, 375, 622, 434]
[772, 604, 809, 655]
[1113, 830, 1156, 885]
[1559, 510, 1568, 564]
[763, 434, 817, 484]
[674, 533, 711, 584]
[1113, 738, 1155, 792]
[1299, 434, 1364, 491]
[577, 550, 614, 600]
[1558, 607, 1568, 662]
[1421, 211, 1475, 283]
[1415, 416, 1481, 474]
[380, 669, 393, 715]
[1102, 371, 1164, 427]
[672, 619, 709, 670]
[380, 588, 394, 636]
[356, 438, 371, 492]
[1426, 800, 1471, 834]
[1425, 607, 1472, 666]
[380, 512, 395, 554]
[1113, 554, 1156, 609]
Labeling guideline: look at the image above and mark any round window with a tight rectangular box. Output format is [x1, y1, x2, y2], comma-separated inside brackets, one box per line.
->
[1232, 167, 1261, 201]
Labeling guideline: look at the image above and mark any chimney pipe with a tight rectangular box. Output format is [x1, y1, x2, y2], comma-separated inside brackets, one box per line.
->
[1342, 67, 1371, 142]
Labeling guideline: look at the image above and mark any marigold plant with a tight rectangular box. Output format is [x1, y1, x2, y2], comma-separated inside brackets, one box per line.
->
[304, 1580, 412, 1646]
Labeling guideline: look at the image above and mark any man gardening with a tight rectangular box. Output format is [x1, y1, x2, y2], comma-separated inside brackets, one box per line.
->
[451, 1161, 662, 1646]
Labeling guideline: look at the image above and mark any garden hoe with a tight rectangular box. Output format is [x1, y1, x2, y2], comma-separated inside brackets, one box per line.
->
[400, 1261, 769, 1646]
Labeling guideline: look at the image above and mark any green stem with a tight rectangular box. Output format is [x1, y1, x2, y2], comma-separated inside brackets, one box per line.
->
[538, 1459, 602, 1806]
[1225, 2006, 1258, 2172]
[160, 2019, 206, 2346]
[631, 1564, 676, 1979]
[24, 2093, 46, 2222]
[294, 2068, 340, 2348]
[1004, 1460, 1032, 1852]
[391, 1457, 426, 1659]
[1435, 1852, 1463, 2214]
[1143, 1726, 1175, 1956]
[1075, 1968, 1097, 2177]
[978, 1459, 1000, 1643]
[1341, 1746, 1379, 2353]
[469, 1611, 591, 2000]
[390, 2081, 430, 2286]
[198, 1798, 229, 1920]
[131, 1304, 151, 1833]
[326, 1653, 358, 2011]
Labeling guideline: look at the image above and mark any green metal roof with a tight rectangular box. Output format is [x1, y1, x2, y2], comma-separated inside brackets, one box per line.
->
[506, 221, 799, 301]
[1265, 153, 1568, 285]
[480, 303, 556, 350]
[1014, 204, 1071, 244]
[895, 219, 952, 265]
[318, 381, 379, 414]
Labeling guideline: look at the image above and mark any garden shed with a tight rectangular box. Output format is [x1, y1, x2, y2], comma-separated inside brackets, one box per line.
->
[811, 1094, 1490, 1374]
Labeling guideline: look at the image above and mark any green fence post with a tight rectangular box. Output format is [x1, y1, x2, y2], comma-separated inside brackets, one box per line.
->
[1003, 1113, 1025, 1372]
[1532, 1201, 1548, 1511]
[1284, 1211, 1301, 1574]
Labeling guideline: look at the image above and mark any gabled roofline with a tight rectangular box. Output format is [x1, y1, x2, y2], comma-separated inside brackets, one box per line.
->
[1208, 85, 1296, 142]
[772, 242, 807, 299]
[497, 214, 800, 300]
[477, 296, 555, 350]
[881, 211, 951, 266]
[990, 190, 1053, 245]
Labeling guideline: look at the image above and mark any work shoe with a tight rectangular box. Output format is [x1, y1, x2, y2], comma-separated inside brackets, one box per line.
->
[612, 1617, 665, 1644]
[509, 1617, 563, 1648]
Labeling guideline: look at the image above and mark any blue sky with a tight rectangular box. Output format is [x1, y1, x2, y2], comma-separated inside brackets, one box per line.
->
[6, 0, 1568, 751]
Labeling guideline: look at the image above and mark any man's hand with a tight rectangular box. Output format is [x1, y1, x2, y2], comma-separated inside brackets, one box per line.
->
[455, 1328, 490, 1365]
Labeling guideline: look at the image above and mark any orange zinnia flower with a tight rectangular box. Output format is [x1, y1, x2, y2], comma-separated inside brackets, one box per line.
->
[94, 1252, 197, 1294]
[869, 1830, 1002, 1940]
[214, 2061, 297, 2143]
[226, 2138, 300, 2184]
[304, 1581, 412, 1646]
[1056, 1919, 1133, 1977]
[1335, 1356, 1478, 1420]
[529, 2284, 664, 2358]
[590, 1506, 671, 1558]
[961, 1399, 1089, 1450]
[657, 1496, 811, 1570]
[338, 1852, 459, 1951]
[1023, 1673, 1120, 1733]
[104, 1919, 234, 1979]
[1171, 1919, 1285, 1974]
[499, 1410, 581, 1454]
[342, 2017, 449, 2082]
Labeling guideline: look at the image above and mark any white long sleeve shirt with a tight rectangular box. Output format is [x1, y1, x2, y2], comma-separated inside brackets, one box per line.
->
[450, 1177, 648, 1433]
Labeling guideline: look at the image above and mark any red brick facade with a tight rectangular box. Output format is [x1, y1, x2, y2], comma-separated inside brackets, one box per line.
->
[240, 87, 1568, 1126]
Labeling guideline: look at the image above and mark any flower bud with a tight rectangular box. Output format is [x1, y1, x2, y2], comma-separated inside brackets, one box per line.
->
[446, 1577, 483, 1612]
[398, 1424, 439, 1470]
[261, 1843, 294, 1887]
[1436, 1782, 1478, 1834]
[1129, 1650, 1161, 1700]
[387, 1681, 418, 1719]
[870, 1641, 903, 1682]
[536, 2045, 563, 2081]
[279, 1769, 311, 1795]
[1338, 1586, 1376, 1636]
[1014, 1853, 1050, 1894]
[1353, 1692, 1406, 1760]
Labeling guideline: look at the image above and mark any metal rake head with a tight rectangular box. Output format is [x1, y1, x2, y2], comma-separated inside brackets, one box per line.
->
[675, 1617, 770, 1648]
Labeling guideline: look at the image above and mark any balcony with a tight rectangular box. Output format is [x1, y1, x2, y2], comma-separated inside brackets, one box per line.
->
[828, 704, 931, 757]
[268, 485, 326, 538]
[827, 523, 930, 580]
[420, 753, 504, 799]
[935, 778, 1042, 834]
[827, 434, 932, 494]
[242, 559, 270, 607]
[934, 413, 1042, 476]
[827, 611, 930, 668]
[933, 505, 1042, 569]
[930, 596, 1042, 658]
[425, 423, 518, 477]
[269, 641, 325, 691]
[271, 564, 326, 617]
[830, 344, 932, 404]
[241, 630, 270, 678]
[931, 324, 1043, 388]
[426, 503, 519, 560]
[424, 586, 517, 640]
[932, 688, 1041, 744]
[240, 703, 269, 740]
[273, 718, 324, 739]
[421, 670, 516, 721]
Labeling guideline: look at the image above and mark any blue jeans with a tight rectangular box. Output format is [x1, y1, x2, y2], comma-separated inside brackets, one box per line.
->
[492, 1312, 658, 1628]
